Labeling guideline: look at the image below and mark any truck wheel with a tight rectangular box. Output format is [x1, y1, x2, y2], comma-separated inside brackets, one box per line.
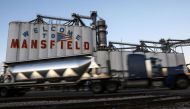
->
[106, 82, 118, 93]
[91, 82, 103, 94]
[0, 88, 9, 97]
[176, 77, 189, 89]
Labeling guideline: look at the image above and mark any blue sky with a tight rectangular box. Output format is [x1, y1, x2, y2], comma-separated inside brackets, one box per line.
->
[0, 0, 190, 64]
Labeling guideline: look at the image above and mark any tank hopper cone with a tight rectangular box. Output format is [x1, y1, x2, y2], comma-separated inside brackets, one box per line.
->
[88, 57, 100, 78]
[80, 72, 91, 80]
[63, 68, 78, 77]
[16, 72, 28, 80]
[30, 71, 43, 79]
[88, 57, 99, 69]
[46, 69, 59, 78]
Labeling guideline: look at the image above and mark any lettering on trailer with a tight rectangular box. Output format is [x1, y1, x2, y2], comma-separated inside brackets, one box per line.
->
[10, 26, 89, 50]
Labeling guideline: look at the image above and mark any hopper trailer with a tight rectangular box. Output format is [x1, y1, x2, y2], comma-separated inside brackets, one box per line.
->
[1, 11, 190, 97]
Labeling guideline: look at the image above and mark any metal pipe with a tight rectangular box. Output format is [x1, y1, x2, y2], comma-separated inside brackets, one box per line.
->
[117, 47, 137, 49]
[109, 41, 140, 46]
[140, 40, 160, 44]
[37, 15, 73, 22]
[72, 14, 91, 20]
[167, 39, 190, 41]
[109, 41, 162, 48]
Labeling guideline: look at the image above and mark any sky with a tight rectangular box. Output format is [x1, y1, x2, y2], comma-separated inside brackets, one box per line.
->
[0, 0, 190, 67]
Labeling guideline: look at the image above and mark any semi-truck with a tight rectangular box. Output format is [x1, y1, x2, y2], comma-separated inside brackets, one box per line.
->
[1, 11, 190, 97]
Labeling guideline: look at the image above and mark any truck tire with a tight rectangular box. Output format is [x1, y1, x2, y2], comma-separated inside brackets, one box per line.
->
[106, 81, 118, 93]
[91, 82, 103, 94]
[176, 77, 189, 89]
[0, 88, 9, 97]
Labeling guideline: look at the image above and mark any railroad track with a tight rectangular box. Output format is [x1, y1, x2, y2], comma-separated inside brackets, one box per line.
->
[0, 88, 190, 109]
[0, 88, 169, 103]
[0, 94, 187, 109]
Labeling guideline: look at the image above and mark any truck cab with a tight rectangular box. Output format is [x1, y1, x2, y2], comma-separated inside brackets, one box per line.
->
[123, 53, 190, 89]
[163, 64, 190, 89]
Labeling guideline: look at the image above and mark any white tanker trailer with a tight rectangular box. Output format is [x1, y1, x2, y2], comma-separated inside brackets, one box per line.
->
[1, 11, 190, 97]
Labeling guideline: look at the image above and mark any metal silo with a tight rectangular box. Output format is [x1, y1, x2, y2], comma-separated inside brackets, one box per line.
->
[73, 26, 82, 55]
[29, 24, 40, 60]
[176, 53, 186, 65]
[39, 24, 48, 59]
[48, 25, 57, 58]
[167, 53, 177, 67]
[157, 53, 168, 67]
[110, 51, 122, 71]
[18, 22, 30, 61]
[65, 26, 74, 56]
[56, 25, 66, 57]
[96, 51, 109, 74]
[82, 27, 92, 54]
[6, 22, 20, 62]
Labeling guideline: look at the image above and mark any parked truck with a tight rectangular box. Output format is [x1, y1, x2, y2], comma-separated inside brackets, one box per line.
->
[1, 11, 190, 97]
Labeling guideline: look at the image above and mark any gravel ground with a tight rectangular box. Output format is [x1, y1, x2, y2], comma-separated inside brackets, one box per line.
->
[144, 102, 190, 109]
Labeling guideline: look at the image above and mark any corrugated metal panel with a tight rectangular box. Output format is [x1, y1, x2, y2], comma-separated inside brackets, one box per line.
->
[167, 53, 177, 67]
[82, 27, 92, 54]
[6, 22, 94, 62]
[65, 26, 74, 56]
[122, 51, 134, 71]
[18, 23, 30, 61]
[176, 53, 186, 65]
[145, 52, 155, 59]
[6, 22, 19, 62]
[39, 24, 48, 59]
[145, 52, 168, 67]
[48, 25, 57, 58]
[139, 52, 185, 67]
[73, 26, 82, 55]
[96, 51, 109, 73]
[156, 53, 168, 67]
[56, 25, 66, 57]
[146, 53, 168, 67]
[29, 24, 39, 60]
[110, 51, 122, 71]
[110, 51, 124, 78]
